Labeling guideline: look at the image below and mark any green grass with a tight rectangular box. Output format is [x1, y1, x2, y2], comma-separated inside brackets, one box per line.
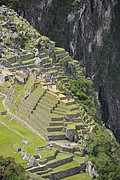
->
[42, 96, 58, 104]
[0, 123, 27, 166]
[41, 56, 49, 61]
[36, 106, 63, 119]
[0, 95, 5, 112]
[53, 161, 79, 172]
[56, 104, 78, 112]
[65, 110, 80, 115]
[24, 76, 35, 94]
[39, 149, 55, 159]
[55, 152, 71, 159]
[6, 53, 15, 59]
[12, 84, 24, 105]
[23, 145, 37, 156]
[21, 58, 35, 65]
[16, 111, 50, 136]
[41, 36, 50, 41]
[55, 47, 65, 52]
[46, 69, 58, 75]
[73, 156, 84, 164]
[7, 103, 17, 112]
[11, 62, 19, 67]
[0, 115, 47, 148]
[1, 82, 9, 91]
[33, 110, 50, 123]
[63, 173, 91, 180]
[47, 152, 71, 164]
[67, 124, 76, 129]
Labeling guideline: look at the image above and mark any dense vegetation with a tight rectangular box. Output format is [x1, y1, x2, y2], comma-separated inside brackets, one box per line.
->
[68, 78, 120, 180]
[0, 156, 27, 180]
[0, 0, 22, 8]
[86, 124, 120, 180]
[69, 77, 101, 120]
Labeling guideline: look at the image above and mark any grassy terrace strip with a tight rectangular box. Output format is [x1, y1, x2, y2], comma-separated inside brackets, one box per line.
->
[73, 156, 84, 164]
[55, 47, 65, 54]
[46, 69, 58, 75]
[30, 113, 63, 132]
[11, 62, 19, 67]
[9, 63, 35, 70]
[39, 99, 56, 109]
[63, 173, 91, 180]
[57, 103, 78, 111]
[54, 106, 67, 113]
[21, 58, 35, 65]
[41, 96, 58, 105]
[32, 111, 63, 126]
[44, 92, 58, 100]
[40, 56, 49, 61]
[17, 111, 65, 138]
[39, 149, 55, 159]
[33, 110, 51, 123]
[53, 161, 79, 172]
[16, 111, 48, 134]
[46, 152, 72, 164]
[36, 106, 63, 119]
[65, 110, 80, 116]
[37, 103, 54, 112]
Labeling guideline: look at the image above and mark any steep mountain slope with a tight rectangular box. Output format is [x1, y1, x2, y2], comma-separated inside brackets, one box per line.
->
[0, 5, 120, 179]
[6, 0, 120, 142]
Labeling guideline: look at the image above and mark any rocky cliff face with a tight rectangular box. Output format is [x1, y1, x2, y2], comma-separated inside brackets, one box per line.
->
[3, 0, 120, 141]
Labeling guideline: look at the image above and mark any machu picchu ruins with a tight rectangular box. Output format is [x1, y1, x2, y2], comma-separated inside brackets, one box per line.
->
[0, 3, 120, 180]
